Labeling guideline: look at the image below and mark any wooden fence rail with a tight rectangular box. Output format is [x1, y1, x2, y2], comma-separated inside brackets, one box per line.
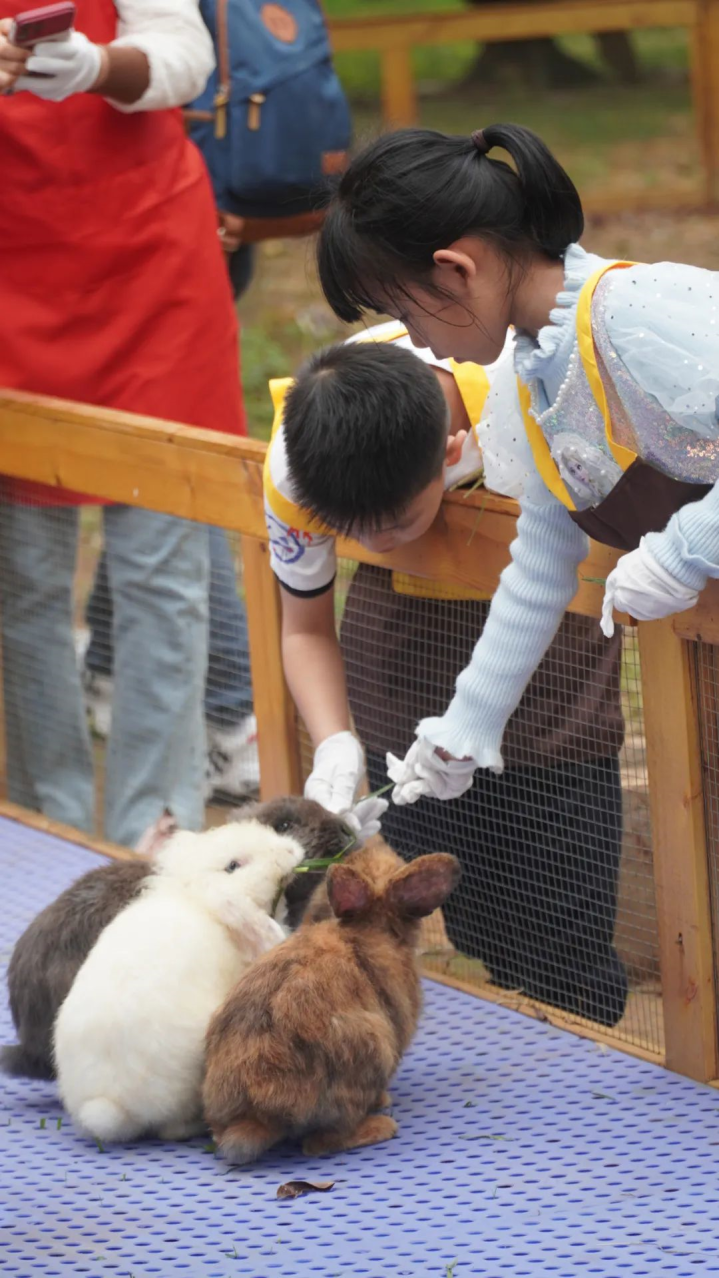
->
[327, 0, 719, 208]
[1, 389, 719, 1084]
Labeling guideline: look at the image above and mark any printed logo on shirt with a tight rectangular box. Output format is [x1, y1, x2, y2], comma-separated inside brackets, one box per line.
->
[266, 512, 314, 564]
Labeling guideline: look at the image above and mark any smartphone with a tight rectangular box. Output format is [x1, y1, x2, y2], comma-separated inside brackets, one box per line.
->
[9, 2, 76, 47]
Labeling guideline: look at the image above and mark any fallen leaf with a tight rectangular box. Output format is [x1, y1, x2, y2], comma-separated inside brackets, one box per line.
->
[277, 1179, 335, 1200]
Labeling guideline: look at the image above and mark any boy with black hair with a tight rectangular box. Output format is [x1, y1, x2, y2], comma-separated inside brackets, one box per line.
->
[264, 324, 628, 1026]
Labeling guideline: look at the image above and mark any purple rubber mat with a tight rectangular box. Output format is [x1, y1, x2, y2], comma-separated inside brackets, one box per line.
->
[2, 814, 719, 1277]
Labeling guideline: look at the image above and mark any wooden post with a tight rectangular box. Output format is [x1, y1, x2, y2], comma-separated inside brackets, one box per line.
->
[638, 619, 718, 1081]
[380, 46, 418, 126]
[241, 536, 302, 800]
[692, 0, 719, 203]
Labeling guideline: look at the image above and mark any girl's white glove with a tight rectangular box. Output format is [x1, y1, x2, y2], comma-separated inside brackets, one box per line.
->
[15, 31, 102, 100]
[387, 736, 476, 807]
[342, 795, 389, 845]
[304, 730, 366, 815]
[600, 539, 699, 638]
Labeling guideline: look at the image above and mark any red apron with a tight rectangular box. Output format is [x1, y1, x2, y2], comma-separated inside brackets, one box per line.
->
[0, 0, 246, 504]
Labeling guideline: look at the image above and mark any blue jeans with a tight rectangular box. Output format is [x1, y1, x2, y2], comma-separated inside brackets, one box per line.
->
[0, 503, 210, 847]
[86, 525, 253, 729]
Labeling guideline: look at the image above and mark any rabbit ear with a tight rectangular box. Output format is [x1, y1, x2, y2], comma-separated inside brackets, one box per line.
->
[327, 865, 373, 919]
[386, 854, 461, 919]
[135, 809, 178, 859]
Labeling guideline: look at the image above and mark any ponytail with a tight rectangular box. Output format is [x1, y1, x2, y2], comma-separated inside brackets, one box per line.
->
[478, 123, 583, 259]
[318, 123, 584, 323]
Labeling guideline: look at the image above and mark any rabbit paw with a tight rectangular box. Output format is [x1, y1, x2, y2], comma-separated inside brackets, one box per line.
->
[303, 1114, 398, 1156]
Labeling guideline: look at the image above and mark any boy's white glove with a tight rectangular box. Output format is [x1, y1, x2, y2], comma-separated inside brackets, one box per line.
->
[16, 31, 102, 100]
[601, 539, 699, 638]
[387, 736, 476, 807]
[342, 795, 389, 844]
[304, 730, 366, 815]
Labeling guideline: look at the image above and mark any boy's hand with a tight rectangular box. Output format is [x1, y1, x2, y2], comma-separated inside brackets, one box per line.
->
[305, 730, 365, 814]
[343, 795, 389, 844]
[387, 736, 476, 806]
[600, 540, 698, 638]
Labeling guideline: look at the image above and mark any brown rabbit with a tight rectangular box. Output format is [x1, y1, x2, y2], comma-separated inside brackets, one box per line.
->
[203, 840, 460, 1163]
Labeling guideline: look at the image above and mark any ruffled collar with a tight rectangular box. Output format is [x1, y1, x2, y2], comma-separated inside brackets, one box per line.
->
[513, 243, 610, 385]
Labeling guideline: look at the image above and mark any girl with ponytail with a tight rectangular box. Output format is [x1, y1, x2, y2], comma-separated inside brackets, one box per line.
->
[318, 124, 719, 803]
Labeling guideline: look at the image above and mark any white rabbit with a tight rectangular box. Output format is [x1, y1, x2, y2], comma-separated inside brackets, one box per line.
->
[54, 820, 305, 1144]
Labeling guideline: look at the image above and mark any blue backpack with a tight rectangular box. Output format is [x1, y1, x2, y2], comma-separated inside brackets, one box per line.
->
[186, 0, 352, 238]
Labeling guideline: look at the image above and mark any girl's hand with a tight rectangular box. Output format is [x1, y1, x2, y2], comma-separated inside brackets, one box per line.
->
[386, 736, 476, 806]
[600, 539, 699, 638]
[342, 795, 389, 845]
[0, 19, 31, 93]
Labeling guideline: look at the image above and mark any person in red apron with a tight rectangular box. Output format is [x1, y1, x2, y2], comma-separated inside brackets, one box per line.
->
[0, 0, 246, 846]
[314, 121, 719, 804]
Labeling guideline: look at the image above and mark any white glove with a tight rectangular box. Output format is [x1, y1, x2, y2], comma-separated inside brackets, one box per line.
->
[304, 730, 365, 815]
[15, 31, 102, 101]
[601, 538, 699, 638]
[342, 795, 389, 845]
[387, 736, 476, 807]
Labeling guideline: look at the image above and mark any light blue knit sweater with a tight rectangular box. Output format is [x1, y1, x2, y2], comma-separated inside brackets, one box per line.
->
[419, 244, 719, 769]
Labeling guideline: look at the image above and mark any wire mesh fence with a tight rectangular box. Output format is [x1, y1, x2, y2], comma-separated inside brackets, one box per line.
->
[0, 491, 666, 1058]
[297, 558, 662, 1055]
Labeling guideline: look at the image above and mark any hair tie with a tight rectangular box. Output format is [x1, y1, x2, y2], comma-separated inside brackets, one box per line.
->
[471, 129, 490, 156]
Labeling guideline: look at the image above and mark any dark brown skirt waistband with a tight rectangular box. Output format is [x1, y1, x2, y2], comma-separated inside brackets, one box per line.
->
[568, 458, 712, 552]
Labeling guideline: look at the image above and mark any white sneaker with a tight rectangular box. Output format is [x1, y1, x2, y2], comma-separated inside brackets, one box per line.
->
[82, 668, 114, 741]
[205, 714, 260, 803]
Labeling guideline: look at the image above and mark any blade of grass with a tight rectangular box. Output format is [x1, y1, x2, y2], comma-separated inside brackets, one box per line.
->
[466, 491, 489, 547]
[272, 781, 395, 915]
[294, 782, 393, 873]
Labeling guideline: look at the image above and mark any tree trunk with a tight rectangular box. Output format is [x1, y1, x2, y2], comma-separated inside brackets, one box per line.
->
[464, 0, 639, 89]
[597, 31, 640, 85]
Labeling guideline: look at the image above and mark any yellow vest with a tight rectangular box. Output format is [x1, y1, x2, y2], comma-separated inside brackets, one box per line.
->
[516, 261, 639, 510]
[263, 324, 494, 601]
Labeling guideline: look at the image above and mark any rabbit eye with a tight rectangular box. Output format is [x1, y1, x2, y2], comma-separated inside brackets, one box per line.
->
[225, 860, 241, 874]
[273, 819, 292, 834]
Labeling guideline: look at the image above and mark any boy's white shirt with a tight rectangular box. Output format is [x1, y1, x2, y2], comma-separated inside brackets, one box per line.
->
[264, 322, 530, 595]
